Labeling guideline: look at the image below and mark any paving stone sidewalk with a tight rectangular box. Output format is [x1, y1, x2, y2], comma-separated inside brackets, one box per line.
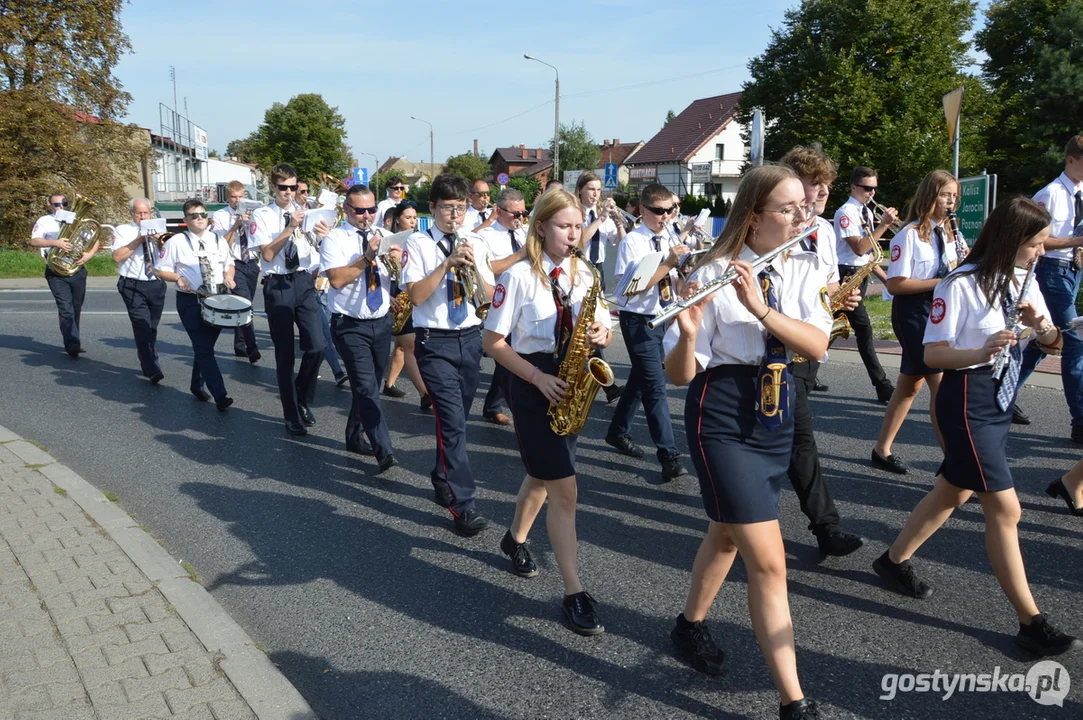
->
[0, 428, 311, 720]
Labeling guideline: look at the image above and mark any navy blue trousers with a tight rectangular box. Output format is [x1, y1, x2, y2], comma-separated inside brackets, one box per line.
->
[45, 267, 87, 353]
[414, 327, 483, 516]
[231, 259, 260, 354]
[607, 311, 678, 460]
[332, 313, 394, 461]
[176, 293, 227, 400]
[263, 272, 325, 424]
[117, 277, 166, 377]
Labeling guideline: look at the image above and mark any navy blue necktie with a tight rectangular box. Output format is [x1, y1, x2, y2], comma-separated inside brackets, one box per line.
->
[651, 235, 674, 307]
[510, 229, 521, 253]
[589, 210, 600, 263]
[757, 268, 790, 430]
[283, 212, 299, 270]
[359, 230, 381, 311]
[933, 226, 949, 279]
[996, 289, 1022, 412]
[443, 233, 468, 323]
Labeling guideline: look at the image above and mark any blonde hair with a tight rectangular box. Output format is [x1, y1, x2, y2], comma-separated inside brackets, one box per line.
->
[905, 170, 958, 243]
[701, 165, 798, 266]
[524, 189, 585, 288]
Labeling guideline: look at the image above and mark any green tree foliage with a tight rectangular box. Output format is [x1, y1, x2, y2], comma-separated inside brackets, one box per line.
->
[507, 176, 542, 207]
[242, 94, 351, 182]
[976, 0, 1082, 193]
[663, 110, 677, 129]
[739, 0, 988, 209]
[549, 121, 601, 177]
[225, 136, 258, 163]
[0, 0, 148, 244]
[444, 153, 491, 182]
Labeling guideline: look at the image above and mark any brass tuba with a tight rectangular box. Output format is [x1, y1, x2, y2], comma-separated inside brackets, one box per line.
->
[548, 249, 616, 436]
[47, 195, 111, 277]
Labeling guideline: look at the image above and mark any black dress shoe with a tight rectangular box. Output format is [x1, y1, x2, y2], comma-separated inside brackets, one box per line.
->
[248, 349, 261, 364]
[66, 347, 86, 357]
[871, 449, 908, 474]
[872, 551, 932, 599]
[298, 405, 316, 426]
[335, 371, 349, 387]
[382, 383, 406, 398]
[215, 396, 234, 412]
[191, 389, 211, 402]
[780, 697, 821, 720]
[605, 433, 644, 459]
[346, 440, 373, 456]
[876, 383, 895, 404]
[377, 454, 398, 473]
[670, 614, 725, 675]
[453, 509, 489, 536]
[562, 591, 604, 636]
[812, 379, 829, 392]
[603, 383, 623, 403]
[661, 455, 687, 481]
[500, 530, 538, 578]
[420, 394, 433, 414]
[234, 347, 248, 358]
[815, 528, 864, 558]
[149, 372, 164, 385]
[1011, 403, 1031, 425]
[1072, 426, 1083, 445]
[284, 421, 308, 436]
[1016, 614, 1083, 656]
[432, 483, 453, 508]
[1046, 478, 1083, 516]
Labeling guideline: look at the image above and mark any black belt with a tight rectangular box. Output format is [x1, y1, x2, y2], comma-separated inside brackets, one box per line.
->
[119, 275, 158, 283]
[265, 270, 305, 277]
[332, 313, 386, 322]
[416, 326, 481, 337]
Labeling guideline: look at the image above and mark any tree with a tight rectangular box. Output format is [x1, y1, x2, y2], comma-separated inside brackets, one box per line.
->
[225, 135, 259, 164]
[738, 0, 990, 209]
[549, 120, 601, 177]
[444, 153, 491, 182]
[370, 169, 406, 199]
[246, 94, 351, 181]
[0, 1, 147, 244]
[507, 176, 542, 207]
[662, 110, 677, 129]
[208, 149, 220, 159]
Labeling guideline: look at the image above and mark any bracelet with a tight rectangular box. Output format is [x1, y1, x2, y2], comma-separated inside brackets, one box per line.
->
[529, 366, 539, 385]
[757, 307, 772, 322]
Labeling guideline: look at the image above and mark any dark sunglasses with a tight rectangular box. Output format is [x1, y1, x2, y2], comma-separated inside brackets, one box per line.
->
[389, 185, 407, 191]
[854, 183, 877, 192]
[52, 201, 70, 208]
[186, 212, 208, 219]
[276, 183, 298, 192]
[503, 210, 527, 219]
[348, 205, 378, 215]
[642, 204, 676, 216]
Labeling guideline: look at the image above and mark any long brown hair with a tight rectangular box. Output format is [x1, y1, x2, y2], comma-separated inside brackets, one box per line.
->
[524, 189, 585, 288]
[700, 165, 799, 267]
[904, 170, 958, 243]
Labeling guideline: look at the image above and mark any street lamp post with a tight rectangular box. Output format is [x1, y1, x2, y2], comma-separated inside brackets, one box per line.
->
[410, 116, 435, 183]
[359, 152, 379, 197]
[524, 54, 560, 182]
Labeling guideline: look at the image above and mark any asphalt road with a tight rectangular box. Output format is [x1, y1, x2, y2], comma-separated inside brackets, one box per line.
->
[1, 283, 1081, 720]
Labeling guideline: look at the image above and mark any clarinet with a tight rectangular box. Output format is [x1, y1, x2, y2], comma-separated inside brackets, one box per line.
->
[991, 261, 1036, 380]
[948, 211, 968, 262]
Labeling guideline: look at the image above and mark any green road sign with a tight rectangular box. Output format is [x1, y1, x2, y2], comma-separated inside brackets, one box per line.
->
[957, 174, 998, 240]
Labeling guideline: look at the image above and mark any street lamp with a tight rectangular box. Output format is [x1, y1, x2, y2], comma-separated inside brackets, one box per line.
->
[524, 54, 560, 182]
[359, 152, 379, 197]
[410, 116, 434, 183]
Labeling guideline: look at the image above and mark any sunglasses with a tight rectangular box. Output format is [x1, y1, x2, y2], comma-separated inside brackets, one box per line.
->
[52, 201, 70, 208]
[276, 184, 298, 192]
[186, 212, 208, 219]
[642, 204, 676, 216]
[348, 206, 378, 215]
[389, 186, 407, 191]
[503, 210, 527, 219]
[854, 184, 877, 192]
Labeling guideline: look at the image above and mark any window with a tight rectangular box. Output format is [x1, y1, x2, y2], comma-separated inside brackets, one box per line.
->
[715, 144, 725, 161]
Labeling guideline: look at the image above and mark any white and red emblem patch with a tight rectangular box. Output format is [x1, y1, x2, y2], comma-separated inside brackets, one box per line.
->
[492, 283, 506, 309]
[249, 220, 258, 236]
[400, 249, 409, 268]
[891, 245, 901, 262]
[159, 240, 168, 259]
[840, 216, 851, 229]
[930, 297, 947, 324]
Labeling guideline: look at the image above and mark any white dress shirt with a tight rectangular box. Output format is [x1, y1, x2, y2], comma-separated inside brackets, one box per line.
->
[464, 205, 492, 231]
[923, 264, 1050, 369]
[887, 221, 960, 282]
[250, 202, 319, 274]
[1033, 172, 1083, 261]
[159, 231, 231, 295]
[373, 197, 398, 231]
[834, 196, 875, 267]
[211, 206, 257, 262]
[401, 227, 493, 330]
[663, 246, 834, 369]
[111, 222, 159, 281]
[582, 206, 619, 264]
[478, 221, 526, 260]
[319, 224, 391, 318]
[485, 254, 610, 355]
[31, 214, 61, 258]
[614, 223, 680, 316]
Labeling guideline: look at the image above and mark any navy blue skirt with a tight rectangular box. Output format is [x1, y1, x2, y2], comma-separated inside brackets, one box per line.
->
[936, 368, 1014, 492]
[685, 365, 794, 524]
[505, 353, 577, 481]
[892, 290, 939, 376]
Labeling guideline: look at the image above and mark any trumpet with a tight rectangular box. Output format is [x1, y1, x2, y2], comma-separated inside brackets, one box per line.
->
[867, 201, 905, 236]
[450, 230, 491, 319]
[647, 223, 816, 329]
[615, 208, 642, 230]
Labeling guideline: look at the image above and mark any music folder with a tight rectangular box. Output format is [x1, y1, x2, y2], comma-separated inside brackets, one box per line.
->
[614, 251, 664, 306]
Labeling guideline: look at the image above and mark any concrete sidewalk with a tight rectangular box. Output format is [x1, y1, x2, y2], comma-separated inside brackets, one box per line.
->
[0, 426, 316, 720]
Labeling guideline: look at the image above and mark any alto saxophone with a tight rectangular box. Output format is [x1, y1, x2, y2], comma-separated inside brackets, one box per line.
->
[548, 250, 616, 436]
[391, 291, 412, 333]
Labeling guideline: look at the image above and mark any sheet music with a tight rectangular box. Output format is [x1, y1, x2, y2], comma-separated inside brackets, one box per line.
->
[302, 208, 337, 233]
[614, 251, 664, 306]
[55, 210, 76, 224]
[317, 189, 338, 209]
[140, 218, 167, 235]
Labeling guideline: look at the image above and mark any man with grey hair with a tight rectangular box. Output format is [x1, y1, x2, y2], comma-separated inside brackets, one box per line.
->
[111, 197, 167, 382]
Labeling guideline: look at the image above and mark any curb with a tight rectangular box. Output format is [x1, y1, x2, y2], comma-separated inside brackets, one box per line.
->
[0, 425, 318, 720]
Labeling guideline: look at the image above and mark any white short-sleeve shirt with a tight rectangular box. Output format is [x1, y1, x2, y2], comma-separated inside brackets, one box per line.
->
[485, 255, 610, 355]
[582, 206, 619, 263]
[400, 227, 491, 329]
[32, 214, 61, 259]
[834, 196, 875, 267]
[250, 202, 319, 274]
[464, 205, 493, 231]
[319, 224, 391, 319]
[1033, 172, 1083, 261]
[477, 221, 526, 261]
[663, 246, 834, 369]
[794, 216, 839, 285]
[211, 206, 257, 262]
[373, 197, 399, 231]
[111, 222, 158, 281]
[614, 224, 680, 316]
[887, 221, 960, 282]
[158, 231, 231, 295]
[923, 264, 1050, 369]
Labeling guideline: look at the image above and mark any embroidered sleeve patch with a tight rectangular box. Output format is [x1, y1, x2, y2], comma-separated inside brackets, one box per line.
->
[491, 283, 506, 308]
[930, 297, 947, 324]
[891, 245, 901, 262]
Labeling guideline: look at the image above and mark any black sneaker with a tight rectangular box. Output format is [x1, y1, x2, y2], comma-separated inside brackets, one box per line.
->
[377, 454, 398, 473]
[563, 591, 604, 636]
[383, 383, 406, 398]
[234, 347, 248, 358]
[335, 371, 349, 387]
[191, 388, 211, 402]
[661, 455, 687, 481]
[454, 509, 488, 537]
[605, 433, 644, 458]
[248, 349, 261, 364]
[780, 697, 821, 720]
[873, 551, 932, 599]
[215, 396, 234, 412]
[815, 528, 864, 558]
[432, 483, 453, 508]
[1015, 614, 1083, 656]
[499, 531, 538, 578]
[1072, 426, 1083, 445]
[670, 614, 725, 675]
[1011, 403, 1031, 425]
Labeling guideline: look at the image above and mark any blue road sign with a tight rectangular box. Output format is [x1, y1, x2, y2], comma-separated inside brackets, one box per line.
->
[496, 172, 510, 186]
[352, 167, 368, 186]
[604, 162, 618, 189]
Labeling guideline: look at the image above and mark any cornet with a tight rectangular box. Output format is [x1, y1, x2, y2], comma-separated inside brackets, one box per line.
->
[616, 208, 642, 230]
[450, 230, 491, 319]
[377, 251, 401, 281]
[867, 201, 905, 236]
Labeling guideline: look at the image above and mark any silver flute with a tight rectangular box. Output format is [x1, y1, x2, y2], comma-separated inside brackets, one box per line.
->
[991, 260, 1037, 380]
[647, 224, 817, 329]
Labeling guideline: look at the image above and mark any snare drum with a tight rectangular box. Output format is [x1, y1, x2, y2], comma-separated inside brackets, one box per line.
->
[200, 294, 253, 327]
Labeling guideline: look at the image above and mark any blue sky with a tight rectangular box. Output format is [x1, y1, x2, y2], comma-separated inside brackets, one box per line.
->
[115, 0, 990, 171]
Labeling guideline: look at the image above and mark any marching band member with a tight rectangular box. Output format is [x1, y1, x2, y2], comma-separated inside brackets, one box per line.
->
[156, 199, 235, 411]
[575, 173, 624, 403]
[297, 179, 348, 387]
[382, 202, 430, 411]
[402, 174, 495, 536]
[251, 163, 327, 436]
[1048, 453, 1083, 517]
[873, 196, 1081, 657]
[778, 146, 864, 558]
[30, 192, 96, 357]
[605, 182, 688, 482]
[477, 188, 531, 426]
[211, 180, 261, 364]
[1014, 135, 1083, 436]
[484, 188, 613, 635]
[374, 179, 408, 230]
[110, 198, 166, 382]
[464, 179, 497, 231]
[871, 170, 960, 474]
[833, 167, 896, 403]
[320, 184, 399, 473]
[664, 165, 831, 720]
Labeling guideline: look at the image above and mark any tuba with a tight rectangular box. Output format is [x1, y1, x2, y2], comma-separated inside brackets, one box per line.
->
[548, 249, 615, 436]
[48, 195, 112, 277]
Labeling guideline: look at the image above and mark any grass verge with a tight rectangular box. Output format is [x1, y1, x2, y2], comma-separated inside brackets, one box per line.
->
[0, 249, 115, 278]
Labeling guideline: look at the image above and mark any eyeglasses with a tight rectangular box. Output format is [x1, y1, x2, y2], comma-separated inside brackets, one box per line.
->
[854, 184, 877, 192]
[470, 190, 489, 196]
[347, 205, 378, 215]
[937, 192, 959, 201]
[51, 201, 69, 208]
[502, 210, 527, 219]
[185, 212, 208, 219]
[276, 184, 298, 192]
[642, 204, 676, 216]
[436, 204, 467, 216]
[762, 204, 811, 225]
[389, 185, 407, 192]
